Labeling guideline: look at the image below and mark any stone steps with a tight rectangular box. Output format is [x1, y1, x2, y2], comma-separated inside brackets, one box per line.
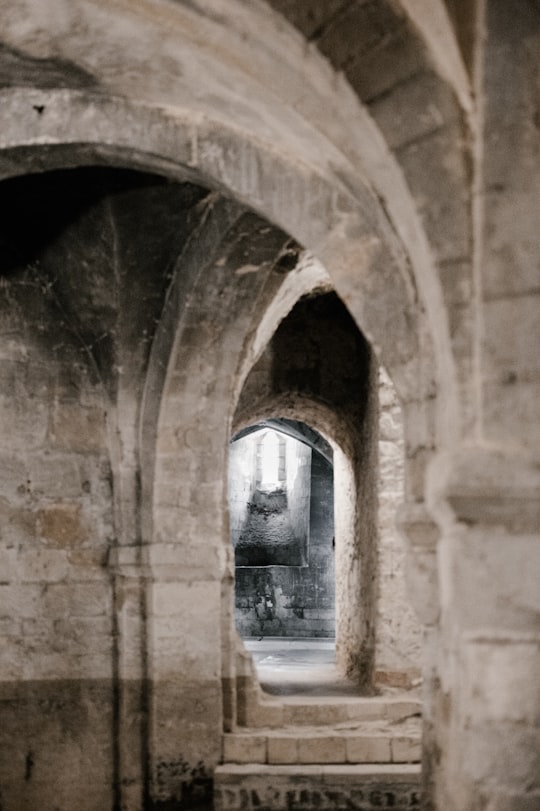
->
[266, 696, 421, 727]
[237, 670, 421, 729]
[214, 764, 422, 811]
[222, 715, 421, 765]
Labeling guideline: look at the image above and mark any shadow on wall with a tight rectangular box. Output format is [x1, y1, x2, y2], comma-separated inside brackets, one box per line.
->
[229, 424, 335, 638]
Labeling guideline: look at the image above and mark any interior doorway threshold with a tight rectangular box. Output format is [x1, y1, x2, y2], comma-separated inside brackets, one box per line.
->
[245, 637, 358, 697]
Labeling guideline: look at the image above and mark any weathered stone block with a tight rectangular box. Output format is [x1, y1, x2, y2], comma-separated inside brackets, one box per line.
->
[0, 395, 48, 450]
[448, 533, 540, 630]
[297, 736, 347, 764]
[391, 736, 421, 763]
[438, 257, 474, 307]
[370, 71, 460, 151]
[150, 678, 222, 790]
[48, 403, 106, 451]
[346, 735, 391, 763]
[41, 581, 112, 619]
[29, 453, 84, 499]
[483, 379, 540, 448]
[286, 703, 348, 726]
[396, 124, 470, 263]
[17, 547, 69, 583]
[0, 679, 114, 810]
[150, 580, 221, 617]
[350, 27, 427, 101]
[463, 637, 540, 724]
[37, 502, 87, 548]
[243, 694, 285, 729]
[267, 735, 298, 764]
[223, 734, 267, 764]
[266, 0, 347, 39]
[319, 1, 403, 69]
[0, 583, 41, 618]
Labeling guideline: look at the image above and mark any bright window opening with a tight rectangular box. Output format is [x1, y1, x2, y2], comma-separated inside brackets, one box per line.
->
[260, 430, 281, 490]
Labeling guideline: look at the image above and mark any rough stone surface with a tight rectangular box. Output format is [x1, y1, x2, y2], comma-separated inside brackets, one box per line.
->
[376, 368, 422, 687]
[0, 1, 537, 810]
[214, 764, 421, 811]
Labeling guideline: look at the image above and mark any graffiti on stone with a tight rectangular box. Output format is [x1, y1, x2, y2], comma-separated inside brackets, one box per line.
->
[215, 784, 421, 810]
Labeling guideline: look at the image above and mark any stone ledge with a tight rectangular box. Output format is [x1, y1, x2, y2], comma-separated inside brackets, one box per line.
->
[239, 682, 421, 729]
[214, 763, 421, 811]
[222, 723, 421, 765]
[216, 763, 421, 780]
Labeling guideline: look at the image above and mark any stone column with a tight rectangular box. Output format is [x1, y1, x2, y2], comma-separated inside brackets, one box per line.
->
[377, 369, 423, 690]
[427, 448, 540, 811]
[397, 501, 440, 811]
[108, 546, 150, 811]
[145, 537, 224, 808]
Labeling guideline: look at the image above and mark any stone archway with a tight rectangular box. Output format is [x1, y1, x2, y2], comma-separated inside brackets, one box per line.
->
[0, 147, 444, 811]
[0, 3, 457, 807]
[232, 291, 379, 691]
[232, 290, 421, 698]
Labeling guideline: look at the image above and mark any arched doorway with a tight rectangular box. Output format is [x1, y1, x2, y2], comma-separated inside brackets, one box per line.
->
[231, 292, 422, 699]
[232, 290, 378, 691]
[229, 420, 336, 693]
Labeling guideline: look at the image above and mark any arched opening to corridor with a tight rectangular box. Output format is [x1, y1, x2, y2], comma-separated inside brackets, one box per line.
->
[229, 419, 336, 691]
[231, 290, 422, 697]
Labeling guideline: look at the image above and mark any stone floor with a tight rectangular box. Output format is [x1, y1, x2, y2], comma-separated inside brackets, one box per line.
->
[244, 637, 361, 696]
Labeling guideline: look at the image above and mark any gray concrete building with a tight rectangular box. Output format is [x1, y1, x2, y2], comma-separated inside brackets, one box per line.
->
[0, 1, 538, 809]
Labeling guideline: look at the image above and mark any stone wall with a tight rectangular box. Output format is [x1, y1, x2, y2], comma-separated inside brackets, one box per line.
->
[0, 165, 218, 809]
[230, 430, 311, 568]
[0, 238, 115, 810]
[215, 766, 421, 811]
